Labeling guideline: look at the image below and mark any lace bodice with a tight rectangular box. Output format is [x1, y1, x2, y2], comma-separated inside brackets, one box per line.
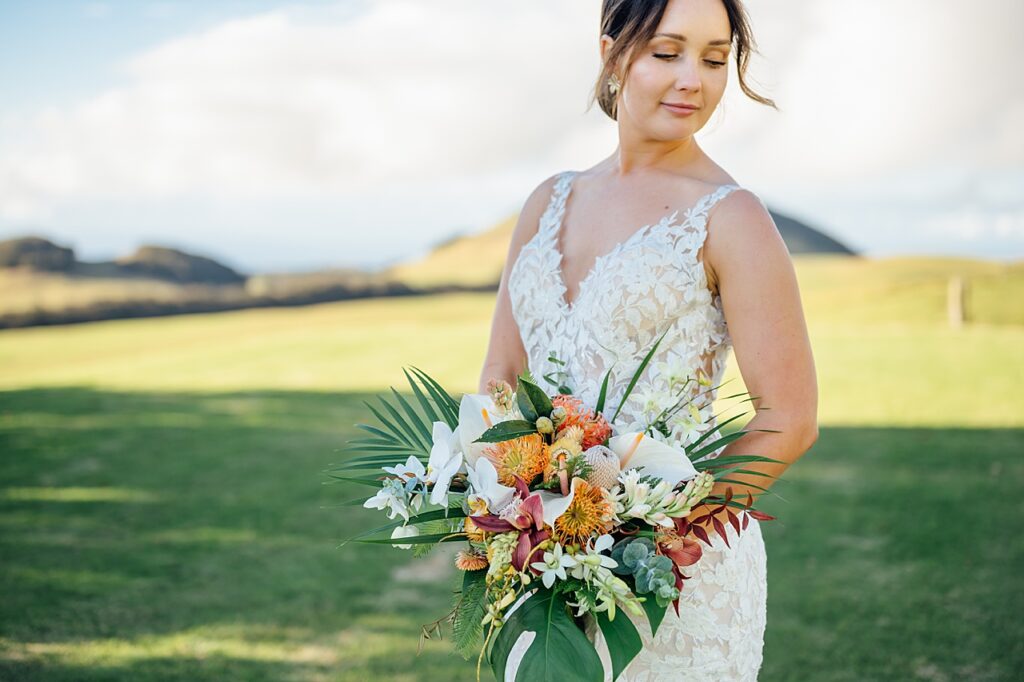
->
[505, 169, 768, 681]
[508, 169, 741, 458]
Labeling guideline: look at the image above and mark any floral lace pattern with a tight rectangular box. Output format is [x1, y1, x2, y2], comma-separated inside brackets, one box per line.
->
[507, 170, 768, 680]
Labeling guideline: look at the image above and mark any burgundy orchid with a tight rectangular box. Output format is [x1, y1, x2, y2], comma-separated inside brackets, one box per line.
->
[465, 476, 553, 572]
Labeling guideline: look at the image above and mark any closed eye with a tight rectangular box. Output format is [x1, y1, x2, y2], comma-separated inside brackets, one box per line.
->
[654, 53, 727, 68]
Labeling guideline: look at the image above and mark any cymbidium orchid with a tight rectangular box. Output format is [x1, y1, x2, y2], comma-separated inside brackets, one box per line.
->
[471, 474, 585, 572]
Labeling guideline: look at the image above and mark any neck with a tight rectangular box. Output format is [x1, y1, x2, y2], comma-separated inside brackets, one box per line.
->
[608, 129, 703, 177]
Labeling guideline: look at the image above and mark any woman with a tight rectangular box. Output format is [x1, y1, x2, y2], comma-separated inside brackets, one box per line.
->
[478, 0, 818, 679]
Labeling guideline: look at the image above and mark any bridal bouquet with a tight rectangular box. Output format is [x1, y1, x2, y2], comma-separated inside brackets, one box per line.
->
[331, 331, 782, 681]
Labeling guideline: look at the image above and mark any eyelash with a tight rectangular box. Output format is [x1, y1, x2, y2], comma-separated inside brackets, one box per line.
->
[653, 53, 727, 68]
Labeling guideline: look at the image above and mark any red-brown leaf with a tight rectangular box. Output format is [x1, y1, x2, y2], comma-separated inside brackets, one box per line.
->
[748, 509, 776, 521]
[690, 523, 711, 545]
[742, 510, 750, 530]
[726, 509, 742, 536]
[712, 517, 731, 549]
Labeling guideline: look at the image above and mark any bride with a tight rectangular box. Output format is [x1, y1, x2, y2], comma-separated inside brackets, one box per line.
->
[478, 0, 818, 679]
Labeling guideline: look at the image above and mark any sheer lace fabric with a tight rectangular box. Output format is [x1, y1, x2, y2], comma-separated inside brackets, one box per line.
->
[506, 170, 768, 680]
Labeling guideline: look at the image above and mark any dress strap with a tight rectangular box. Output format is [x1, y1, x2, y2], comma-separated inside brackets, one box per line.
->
[689, 183, 742, 222]
[539, 170, 576, 237]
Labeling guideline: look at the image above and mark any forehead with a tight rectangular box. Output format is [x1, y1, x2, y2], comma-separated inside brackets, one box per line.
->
[655, 0, 732, 41]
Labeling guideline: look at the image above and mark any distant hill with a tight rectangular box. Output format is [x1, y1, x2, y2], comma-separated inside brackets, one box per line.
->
[385, 204, 856, 288]
[0, 235, 246, 284]
[0, 235, 473, 329]
[115, 245, 246, 284]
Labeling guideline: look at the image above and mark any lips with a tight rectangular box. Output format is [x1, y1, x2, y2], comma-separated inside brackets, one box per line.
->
[662, 102, 698, 110]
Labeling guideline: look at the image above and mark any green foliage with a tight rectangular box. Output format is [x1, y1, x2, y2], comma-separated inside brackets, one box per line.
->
[595, 608, 642, 680]
[610, 538, 679, 607]
[610, 328, 670, 423]
[412, 518, 462, 558]
[451, 569, 487, 660]
[474, 419, 538, 443]
[336, 365, 460, 470]
[489, 589, 605, 682]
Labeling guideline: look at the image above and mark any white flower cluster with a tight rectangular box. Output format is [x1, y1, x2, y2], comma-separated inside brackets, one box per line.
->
[610, 469, 715, 528]
[563, 535, 644, 620]
[362, 456, 427, 522]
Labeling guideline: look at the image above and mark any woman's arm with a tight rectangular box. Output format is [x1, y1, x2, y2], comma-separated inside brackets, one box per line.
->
[477, 174, 562, 394]
[693, 189, 819, 523]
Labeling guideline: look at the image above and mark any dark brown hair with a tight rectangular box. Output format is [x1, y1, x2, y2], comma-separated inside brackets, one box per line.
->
[590, 0, 777, 120]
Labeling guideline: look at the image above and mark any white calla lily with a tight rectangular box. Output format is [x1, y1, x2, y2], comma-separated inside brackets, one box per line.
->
[426, 420, 463, 505]
[608, 431, 698, 487]
[458, 393, 506, 466]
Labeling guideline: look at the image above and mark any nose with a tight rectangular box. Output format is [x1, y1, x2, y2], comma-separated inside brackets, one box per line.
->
[674, 55, 702, 91]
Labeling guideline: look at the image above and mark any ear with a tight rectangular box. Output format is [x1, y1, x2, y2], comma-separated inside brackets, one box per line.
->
[599, 33, 614, 63]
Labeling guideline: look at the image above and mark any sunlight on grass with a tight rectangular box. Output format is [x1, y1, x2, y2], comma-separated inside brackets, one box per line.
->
[1, 487, 160, 503]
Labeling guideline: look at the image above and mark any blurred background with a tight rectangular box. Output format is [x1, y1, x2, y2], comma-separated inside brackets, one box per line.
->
[1, 1, 1021, 680]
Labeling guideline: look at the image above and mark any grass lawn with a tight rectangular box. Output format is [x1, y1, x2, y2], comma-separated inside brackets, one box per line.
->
[1, 280, 1022, 680]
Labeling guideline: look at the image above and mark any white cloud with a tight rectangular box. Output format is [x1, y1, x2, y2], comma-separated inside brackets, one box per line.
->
[1, 0, 1022, 266]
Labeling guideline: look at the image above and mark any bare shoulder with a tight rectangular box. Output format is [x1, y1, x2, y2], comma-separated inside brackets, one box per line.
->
[703, 187, 789, 289]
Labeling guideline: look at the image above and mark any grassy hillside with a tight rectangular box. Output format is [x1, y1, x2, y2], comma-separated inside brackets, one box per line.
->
[1, 258, 1022, 680]
[383, 215, 516, 289]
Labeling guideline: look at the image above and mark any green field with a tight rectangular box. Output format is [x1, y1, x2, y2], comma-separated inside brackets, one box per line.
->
[1, 256, 1023, 680]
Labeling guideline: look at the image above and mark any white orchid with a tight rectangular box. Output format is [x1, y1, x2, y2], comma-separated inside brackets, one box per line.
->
[390, 523, 420, 549]
[530, 543, 578, 589]
[425, 420, 463, 505]
[607, 431, 698, 487]
[656, 354, 695, 389]
[363, 478, 415, 522]
[382, 454, 426, 483]
[465, 457, 516, 516]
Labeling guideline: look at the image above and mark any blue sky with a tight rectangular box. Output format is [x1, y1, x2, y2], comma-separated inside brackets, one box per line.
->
[1, 0, 1021, 273]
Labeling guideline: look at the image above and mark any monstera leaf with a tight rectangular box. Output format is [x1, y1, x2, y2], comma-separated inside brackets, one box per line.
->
[489, 589, 604, 682]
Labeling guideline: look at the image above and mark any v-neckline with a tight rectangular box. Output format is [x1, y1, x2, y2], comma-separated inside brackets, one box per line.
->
[551, 170, 733, 314]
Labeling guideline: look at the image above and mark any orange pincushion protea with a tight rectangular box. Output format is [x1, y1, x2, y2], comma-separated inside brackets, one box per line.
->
[551, 394, 612, 449]
[483, 433, 547, 486]
[455, 549, 488, 571]
[552, 479, 615, 548]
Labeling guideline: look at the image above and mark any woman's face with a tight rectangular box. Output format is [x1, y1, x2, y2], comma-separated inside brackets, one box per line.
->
[602, 0, 732, 140]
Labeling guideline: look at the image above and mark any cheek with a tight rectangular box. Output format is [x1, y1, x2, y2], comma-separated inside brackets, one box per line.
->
[626, 61, 671, 95]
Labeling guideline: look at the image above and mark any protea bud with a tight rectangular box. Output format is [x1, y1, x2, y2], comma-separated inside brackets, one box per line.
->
[550, 406, 568, 427]
[583, 445, 620, 489]
[535, 416, 554, 434]
[486, 378, 516, 414]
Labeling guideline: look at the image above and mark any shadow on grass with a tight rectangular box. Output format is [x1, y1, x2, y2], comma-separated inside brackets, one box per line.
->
[1, 387, 1021, 681]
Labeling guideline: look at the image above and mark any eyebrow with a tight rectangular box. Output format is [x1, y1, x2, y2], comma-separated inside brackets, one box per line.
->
[653, 32, 731, 46]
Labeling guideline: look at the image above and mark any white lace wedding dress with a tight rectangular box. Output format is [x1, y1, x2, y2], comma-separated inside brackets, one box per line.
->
[506, 170, 768, 681]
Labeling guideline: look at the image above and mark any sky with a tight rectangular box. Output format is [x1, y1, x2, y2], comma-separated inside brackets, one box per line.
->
[1, 0, 1022, 274]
